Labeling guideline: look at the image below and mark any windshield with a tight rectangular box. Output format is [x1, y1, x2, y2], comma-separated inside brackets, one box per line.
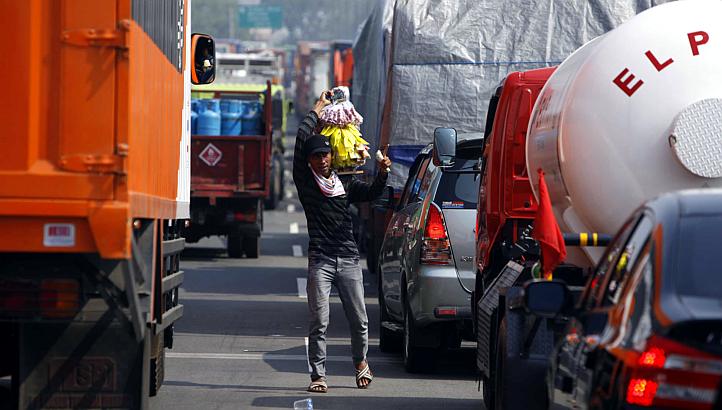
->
[675, 215, 722, 300]
[434, 158, 480, 209]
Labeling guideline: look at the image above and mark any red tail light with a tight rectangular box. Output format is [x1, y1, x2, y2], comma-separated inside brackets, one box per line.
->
[627, 378, 658, 406]
[638, 347, 666, 368]
[40, 279, 80, 319]
[0, 278, 80, 319]
[420, 204, 452, 265]
[625, 335, 722, 408]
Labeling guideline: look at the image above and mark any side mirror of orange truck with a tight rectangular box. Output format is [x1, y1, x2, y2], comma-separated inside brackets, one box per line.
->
[191, 33, 216, 85]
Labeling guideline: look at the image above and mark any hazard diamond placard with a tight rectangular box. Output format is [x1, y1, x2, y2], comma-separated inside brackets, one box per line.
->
[199, 143, 223, 167]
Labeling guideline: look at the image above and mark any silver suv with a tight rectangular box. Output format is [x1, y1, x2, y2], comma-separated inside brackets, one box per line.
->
[378, 134, 482, 372]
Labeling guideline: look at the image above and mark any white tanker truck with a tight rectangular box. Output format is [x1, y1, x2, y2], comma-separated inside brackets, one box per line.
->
[527, 0, 722, 267]
[469, 1, 722, 409]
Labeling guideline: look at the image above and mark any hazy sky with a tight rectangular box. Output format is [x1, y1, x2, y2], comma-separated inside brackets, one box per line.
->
[192, 0, 378, 46]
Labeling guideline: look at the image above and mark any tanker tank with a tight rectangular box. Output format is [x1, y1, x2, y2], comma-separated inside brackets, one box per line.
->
[526, 0, 722, 266]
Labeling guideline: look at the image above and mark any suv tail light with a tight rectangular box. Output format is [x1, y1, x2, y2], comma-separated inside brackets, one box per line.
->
[420, 203, 452, 265]
[625, 335, 722, 408]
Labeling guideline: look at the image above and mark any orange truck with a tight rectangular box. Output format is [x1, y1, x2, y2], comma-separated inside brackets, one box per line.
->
[0, 1, 214, 408]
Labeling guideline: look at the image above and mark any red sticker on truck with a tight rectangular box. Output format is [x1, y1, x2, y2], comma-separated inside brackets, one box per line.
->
[43, 224, 76, 247]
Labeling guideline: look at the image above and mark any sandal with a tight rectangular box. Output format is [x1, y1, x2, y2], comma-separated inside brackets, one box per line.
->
[355, 363, 373, 389]
[308, 377, 328, 393]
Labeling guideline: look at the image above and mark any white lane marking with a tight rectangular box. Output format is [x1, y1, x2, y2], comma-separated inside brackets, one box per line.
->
[297, 277, 307, 298]
[287, 204, 296, 213]
[289, 222, 299, 234]
[167, 352, 400, 364]
[285, 190, 293, 199]
[305, 337, 312, 372]
[292, 245, 303, 257]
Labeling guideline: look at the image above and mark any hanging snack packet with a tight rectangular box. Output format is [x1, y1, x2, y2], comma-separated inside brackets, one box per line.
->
[319, 87, 369, 172]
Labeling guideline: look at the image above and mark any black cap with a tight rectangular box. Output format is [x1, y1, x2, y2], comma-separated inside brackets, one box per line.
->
[304, 134, 332, 157]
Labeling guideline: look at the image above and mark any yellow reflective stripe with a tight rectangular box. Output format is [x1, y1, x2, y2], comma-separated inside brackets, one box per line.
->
[580, 232, 588, 247]
[592, 233, 598, 246]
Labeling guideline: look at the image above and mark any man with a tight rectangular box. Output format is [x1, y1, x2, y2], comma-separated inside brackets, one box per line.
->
[294, 91, 392, 393]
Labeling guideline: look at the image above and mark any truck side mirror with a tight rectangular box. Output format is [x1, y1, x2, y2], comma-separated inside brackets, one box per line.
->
[191, 33, 215, 85]
[523, 280, 572, 318]
[433, 127, 457, 167]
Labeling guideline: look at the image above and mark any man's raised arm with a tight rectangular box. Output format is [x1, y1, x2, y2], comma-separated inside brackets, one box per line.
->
[293, 92, 331, 185]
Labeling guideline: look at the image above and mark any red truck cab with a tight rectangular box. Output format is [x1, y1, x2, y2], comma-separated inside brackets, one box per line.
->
[475, 67, 555, 288]
[472, 67, 556, 410]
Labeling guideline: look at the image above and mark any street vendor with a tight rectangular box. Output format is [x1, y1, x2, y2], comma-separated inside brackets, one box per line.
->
[293, 90, 392, 393]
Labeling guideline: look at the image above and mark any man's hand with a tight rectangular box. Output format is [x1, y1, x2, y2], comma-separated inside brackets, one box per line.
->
[312, 90, 332, 116]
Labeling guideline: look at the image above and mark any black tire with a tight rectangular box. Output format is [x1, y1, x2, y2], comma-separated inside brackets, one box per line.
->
[265, 157, 282, 210]
[149, 334, 165, 397]
[378, 269, 401, 353]
[494, 313, 548, 410]
[482, 375, 494, 410]
[243, 236, 260, 259]
[227, 233, 243, 258]
[402, 299, 436, 373]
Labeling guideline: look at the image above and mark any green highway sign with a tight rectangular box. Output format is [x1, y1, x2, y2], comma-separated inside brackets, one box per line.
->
[238, 5, 283, 29]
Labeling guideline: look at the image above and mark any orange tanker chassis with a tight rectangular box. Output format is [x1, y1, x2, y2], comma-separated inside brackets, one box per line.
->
[0, 1, 214, 409]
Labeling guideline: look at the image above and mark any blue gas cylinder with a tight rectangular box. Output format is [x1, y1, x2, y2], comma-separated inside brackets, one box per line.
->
[190, 100, 198, 134]
[193, 99, 205, 113]
[220, 99, 232, 114]
[197, 100, 221, 135]
[191, 110, 198, 135]
[221, 100, 242, 135]
[241, 101, 264, 135]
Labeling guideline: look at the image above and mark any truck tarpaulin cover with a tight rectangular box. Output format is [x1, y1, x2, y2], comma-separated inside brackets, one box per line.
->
[353, 0, 672, 187]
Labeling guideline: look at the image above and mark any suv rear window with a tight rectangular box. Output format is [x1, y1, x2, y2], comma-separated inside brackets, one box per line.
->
[434, 158, 480, 209]
[675, 215, 722, 300]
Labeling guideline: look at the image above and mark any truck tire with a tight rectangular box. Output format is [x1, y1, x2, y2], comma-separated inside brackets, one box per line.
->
[149, 333, 165, 397]
[243, 236, 260, 259]
[265, 157, 282, 210]
[227, 233, 243, 258]
[494, 302, 548, 410]
[402, 300, 436, 373]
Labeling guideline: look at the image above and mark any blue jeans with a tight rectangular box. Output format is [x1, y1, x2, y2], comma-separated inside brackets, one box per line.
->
[307, 252, 368, 379]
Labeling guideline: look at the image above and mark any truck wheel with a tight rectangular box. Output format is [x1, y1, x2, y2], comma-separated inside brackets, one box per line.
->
[265, 157, 282, 210]
[243, 236, 260, 259]
[494, 314, 548, 410]
[402, 300, 436, 373]
[227, 233, 243, 258]
[149, 334, 165, 397]
[482, 375, 494, 410]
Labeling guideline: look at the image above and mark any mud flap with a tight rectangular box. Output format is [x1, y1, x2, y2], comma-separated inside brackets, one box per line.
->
[496, 286, 553, 410]
[17, 313, 150, 410]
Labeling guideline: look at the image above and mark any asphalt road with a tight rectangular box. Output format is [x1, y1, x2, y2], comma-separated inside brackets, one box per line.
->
[151, 121, 482, 410]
